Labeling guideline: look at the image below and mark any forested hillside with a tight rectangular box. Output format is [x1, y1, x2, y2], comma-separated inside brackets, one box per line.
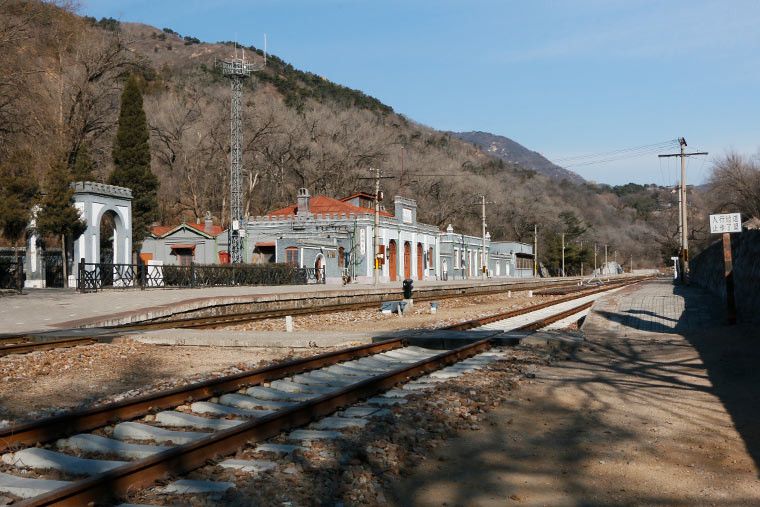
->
[0, 1, 689, 272]
[451, 131, 586, 185]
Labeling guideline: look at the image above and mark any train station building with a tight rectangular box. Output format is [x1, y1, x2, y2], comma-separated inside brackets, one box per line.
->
[138, 188, 535, 284]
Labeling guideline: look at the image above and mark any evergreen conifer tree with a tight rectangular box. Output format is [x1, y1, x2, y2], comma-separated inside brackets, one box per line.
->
[108, 74, 158, 253]
[0, 150, 40, 260]
[72, 143, 95, 181]
[37, 158, 87, 287]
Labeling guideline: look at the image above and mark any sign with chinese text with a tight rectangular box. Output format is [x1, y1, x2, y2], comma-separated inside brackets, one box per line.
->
[710, 213, 741, 234]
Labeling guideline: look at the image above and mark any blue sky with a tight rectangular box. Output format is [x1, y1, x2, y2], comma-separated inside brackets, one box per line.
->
[82, 0, 760, 186]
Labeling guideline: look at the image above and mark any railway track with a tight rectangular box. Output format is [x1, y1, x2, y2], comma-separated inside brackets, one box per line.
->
[0, 277, 647, 505]
[0, 276, 645, 358]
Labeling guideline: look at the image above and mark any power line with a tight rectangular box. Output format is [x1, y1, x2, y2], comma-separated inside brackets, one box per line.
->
[551, 139, 679, 163]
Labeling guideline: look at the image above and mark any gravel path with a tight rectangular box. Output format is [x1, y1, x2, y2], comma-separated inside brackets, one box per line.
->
[389, 312, 760, 505]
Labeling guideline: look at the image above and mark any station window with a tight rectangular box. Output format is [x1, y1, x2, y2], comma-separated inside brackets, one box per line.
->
[286, 247, 298, 266]
[454, 248, 459, 269]
[338, 247, 345, 268]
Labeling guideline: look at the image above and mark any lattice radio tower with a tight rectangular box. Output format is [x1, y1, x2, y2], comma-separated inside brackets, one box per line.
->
[215, 44, 261, 263]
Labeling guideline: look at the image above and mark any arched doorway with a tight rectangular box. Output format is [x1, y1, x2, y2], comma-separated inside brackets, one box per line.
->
[403, 241, 411, 280]
[388, 240, 397, 281]
[314, 254, 324, 281]
[99, 210, 118, 265]
[417, 243, 423, 280]
[442, 258, 448, 280]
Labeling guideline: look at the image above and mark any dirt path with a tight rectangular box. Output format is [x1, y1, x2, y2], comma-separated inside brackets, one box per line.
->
[389, 284, 760, 506]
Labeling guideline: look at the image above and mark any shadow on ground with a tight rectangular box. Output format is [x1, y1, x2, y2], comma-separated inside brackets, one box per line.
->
[389, 280, 760, 505]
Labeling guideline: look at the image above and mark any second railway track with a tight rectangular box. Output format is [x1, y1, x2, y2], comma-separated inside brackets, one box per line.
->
[0, 276, 648, 505]
[0, 276, 648, 357]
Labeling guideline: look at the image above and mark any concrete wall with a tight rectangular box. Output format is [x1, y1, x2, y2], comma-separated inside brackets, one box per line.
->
[141, 231, 219, 265]
[691, 229, 760, 322]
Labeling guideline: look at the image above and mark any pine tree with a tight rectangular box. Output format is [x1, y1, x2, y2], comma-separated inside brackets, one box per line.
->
[108, 74, 159, 253]
[0, 150, 40, 260]
[37, 158, 87, 287]
[72, 143, 95, 181]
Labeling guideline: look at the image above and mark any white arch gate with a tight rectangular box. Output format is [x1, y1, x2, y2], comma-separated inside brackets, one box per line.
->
[71, 182, 133, 285]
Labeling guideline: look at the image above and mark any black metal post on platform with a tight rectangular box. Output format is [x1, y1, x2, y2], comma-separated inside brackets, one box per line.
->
[77, 258, 85, 292]
[139, 258, 146, 291]
[16, 254, 23, 293]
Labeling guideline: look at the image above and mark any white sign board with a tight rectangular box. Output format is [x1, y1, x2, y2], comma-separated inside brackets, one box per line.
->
[402, 208, 413, 224]
[710, 213, 741, 234]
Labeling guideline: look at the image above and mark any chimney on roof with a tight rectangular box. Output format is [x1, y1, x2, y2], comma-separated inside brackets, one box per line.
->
[297, 188, 311, 216]
[204, 210, 214, 234]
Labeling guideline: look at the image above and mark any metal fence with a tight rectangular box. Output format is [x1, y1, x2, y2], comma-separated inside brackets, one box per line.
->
[77, 260, 325, 292]
[0, 256, 23, 291]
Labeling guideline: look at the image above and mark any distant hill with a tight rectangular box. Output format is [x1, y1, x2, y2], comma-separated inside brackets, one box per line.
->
[451, 131, 585, 184]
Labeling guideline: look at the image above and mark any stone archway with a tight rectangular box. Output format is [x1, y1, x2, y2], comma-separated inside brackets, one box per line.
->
[72, 182, 132, 285]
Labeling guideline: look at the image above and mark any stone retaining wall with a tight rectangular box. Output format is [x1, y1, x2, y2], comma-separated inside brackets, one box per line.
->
[690, 230, 760, 322]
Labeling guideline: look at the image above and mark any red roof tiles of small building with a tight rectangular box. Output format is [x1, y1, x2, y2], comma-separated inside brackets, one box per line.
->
[266, 195, 393, 218]
[150, 226, 172, 238]
[150, 222, 226, 239]
[185, 222, 226, 237]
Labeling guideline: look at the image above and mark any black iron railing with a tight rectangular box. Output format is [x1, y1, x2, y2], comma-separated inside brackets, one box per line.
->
[76, 260, 325, 292]
[0, 256, 24, 291]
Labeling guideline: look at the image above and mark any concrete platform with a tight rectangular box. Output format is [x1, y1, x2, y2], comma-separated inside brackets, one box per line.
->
[125, 329, 378, 348]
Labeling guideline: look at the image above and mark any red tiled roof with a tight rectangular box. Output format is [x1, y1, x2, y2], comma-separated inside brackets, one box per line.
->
[150, 222, 226, 239]
[266, 195, 393, 218]
[150, 226, 172, 237]
[170, 244, 196, 250]
[340, 192, 376, 201]
[185, 222, 226, 237]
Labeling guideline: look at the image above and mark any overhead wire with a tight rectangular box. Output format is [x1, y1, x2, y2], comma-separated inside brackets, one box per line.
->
[548, 139, 680, 168]
[551, 140, 678, 162]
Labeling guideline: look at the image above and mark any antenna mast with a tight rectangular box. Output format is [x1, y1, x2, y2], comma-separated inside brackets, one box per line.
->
[215, 44, 262, 263]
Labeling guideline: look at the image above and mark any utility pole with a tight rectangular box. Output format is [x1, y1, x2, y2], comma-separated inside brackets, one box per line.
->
[561, 233, 565, 277]
[604, 245, 608, 275]
[593, 243, 598, 274]
[360, 168, 394, 285]
[659, 138, 708, 283]
[480, 195, 489, 280]
[533, 224, 538, 278]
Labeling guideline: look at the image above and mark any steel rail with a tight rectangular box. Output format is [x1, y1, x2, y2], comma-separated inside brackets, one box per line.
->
[2, 277, 651, 448]
[18, 338, 493, 507]
[111, 278, 591, 331]
[0, 336, 97, 357]
[515, 301, 594, 331]
[443, 279, 642, 331]
[0, 278, 617, 356]
[0, 339, 403, 450]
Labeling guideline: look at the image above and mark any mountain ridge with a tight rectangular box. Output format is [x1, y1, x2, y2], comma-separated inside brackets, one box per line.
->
[451, 131, 585, 184]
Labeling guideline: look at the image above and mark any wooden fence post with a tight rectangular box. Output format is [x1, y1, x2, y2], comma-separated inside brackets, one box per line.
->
[721, 232, 736, 325]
